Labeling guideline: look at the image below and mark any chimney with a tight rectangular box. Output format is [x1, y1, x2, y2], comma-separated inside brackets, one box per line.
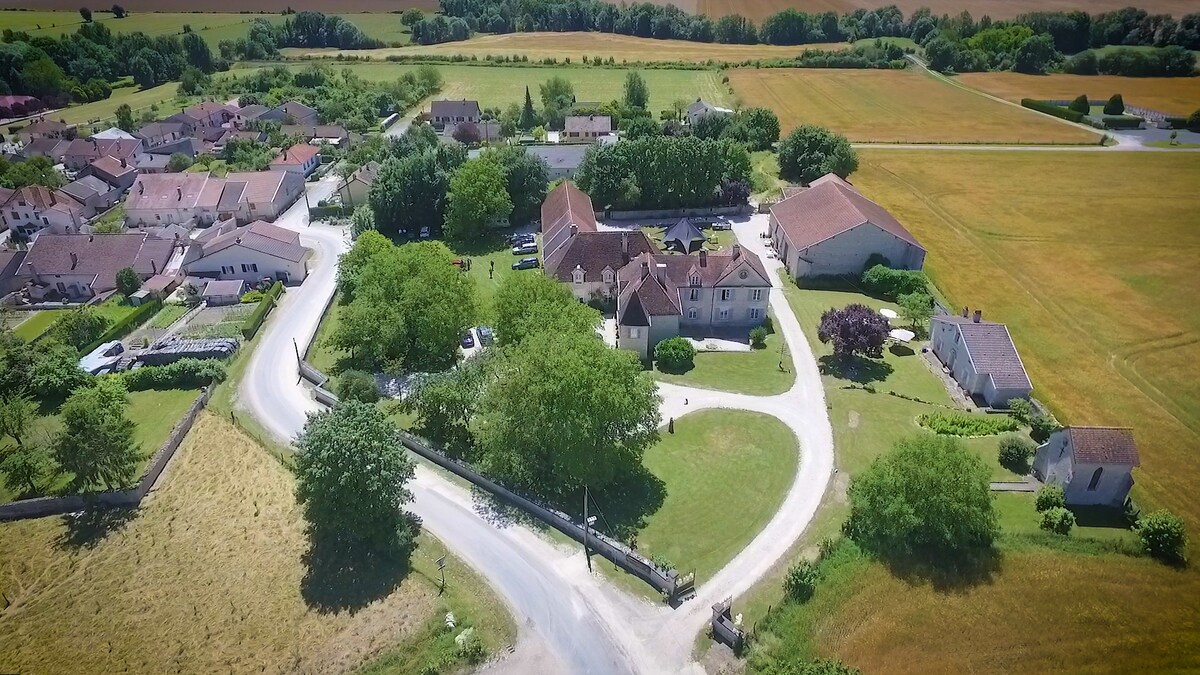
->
[120, 157, 127, 168]
[973, 309, 982, 323]
[25, 260, 39, 282]
[70, 252, 78, 270]
[640, 260, 649, 279]
[621, 231, 629, 255]
[151, 259, 158, 274]
[731, 244, 741, 258]
[89, 234, 94, 242]
[138, 182, 144, 195]
[698, 249, 708, 267]
[655, 263, 666, 284]
[569, 223, 578, 237]
[177, 187, 182, 201]
[961, 306, 969, 318]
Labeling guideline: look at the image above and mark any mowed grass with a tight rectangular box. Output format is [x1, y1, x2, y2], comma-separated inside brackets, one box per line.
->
[651, 315, 796, 396]
[10, 310, 69, 341]
[287, 31, 847, 63]
[692, 0, 1199, 21]
[634, 409, 798, 580]
[58, 80, 190, 127]
[727, 67, 1102, 144]
[228, 62, 732, 111]
[956, 72, 1200, 117]
[0, 412, 513, 674]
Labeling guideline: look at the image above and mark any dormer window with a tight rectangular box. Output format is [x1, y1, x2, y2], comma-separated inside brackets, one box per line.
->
[572, 267, 585, 284]
[689, 274, 701, 287]
[602, 268, 614, 284]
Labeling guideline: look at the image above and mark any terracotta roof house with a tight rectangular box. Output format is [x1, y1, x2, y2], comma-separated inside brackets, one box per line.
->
[258, 101, 319, 127]
[615, 247, 771, 359]
[168, 102, 236, 128]
[86, 155, 139, 190]
[686, 98, 733, 125]
[60, 175, 121, 218]
[21, 137, 71, 163]
[930, 309, 1032, 407]
[270, 144, 321, 176]
[125, 171, 304, 228]
[563, 115, 613, 142]
[19, 232, 173, 300]
[0, 186, 87, 239]
[430, 100, 481, 127]
[62, 137, 144, 171]
[769, 173, 925, 279]
[183, 219, 308, 284]
[337, 160, 380, 209]
[1033, 427, 1140, 507]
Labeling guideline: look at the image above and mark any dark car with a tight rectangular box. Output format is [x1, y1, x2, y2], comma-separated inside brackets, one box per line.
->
[509, 232, 535, 245]
[461, 332, 475, 348]
[512, 257, 540, 270]
[477, 326, 495, 345]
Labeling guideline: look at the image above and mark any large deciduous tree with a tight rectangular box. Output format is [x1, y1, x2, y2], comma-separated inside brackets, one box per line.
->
[777, 125, 858, 183]
[817, 304, 889, 360]
[488, 145, 549, 226]
[0, 393, 38, 448]
[336, 230, 393, 303]
[444, 156, 512, 243]
[846, 435, 997, 565]
[493, 272, 600, 346]
[623, 71, 649, 110]
[53, 378, 139, 492]
[576, 135, 750, 210]
[295, 401, 418, 559]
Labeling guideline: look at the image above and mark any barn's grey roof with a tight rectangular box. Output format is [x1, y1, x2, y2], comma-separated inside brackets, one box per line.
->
[935, 315, 1032, 390]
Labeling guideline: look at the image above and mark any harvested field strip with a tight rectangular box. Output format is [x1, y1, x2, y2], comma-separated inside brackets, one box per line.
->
[956, 72, 1200, 117]
[727, 67, 1101, 144]
[693, 0, 1199, 21]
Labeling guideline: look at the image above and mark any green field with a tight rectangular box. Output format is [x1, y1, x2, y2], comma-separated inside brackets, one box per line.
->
[57, 80, 190, 127]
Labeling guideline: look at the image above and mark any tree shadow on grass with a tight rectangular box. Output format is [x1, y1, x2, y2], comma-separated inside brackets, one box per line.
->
[58, 507, 138, 551]
[300, 520, 418, 613]
[819, 354, 894, 385]
[877, 544, 1001, 593]
[655, 361, 695, 376]
[587, 464, 667, 543]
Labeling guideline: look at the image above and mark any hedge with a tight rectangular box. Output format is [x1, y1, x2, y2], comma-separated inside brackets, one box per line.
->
[241, 281, 284, 340]
[309, 204, 350, 219]
[1101, 116, 1143, 129]
[1162, 116, 1190, 129]
[122, 358, 227, 390]
[1021, 99, 1086, 123]
[917, 411, 1020, 436]
[82, 297, 162, 354]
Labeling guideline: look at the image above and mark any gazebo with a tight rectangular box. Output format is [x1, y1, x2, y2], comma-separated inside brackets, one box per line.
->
[662, 218, 706, 253]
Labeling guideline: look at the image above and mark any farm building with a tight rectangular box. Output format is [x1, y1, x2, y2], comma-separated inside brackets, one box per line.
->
[930, 309, 1033, 407]
[1032, 427, 1140, 507]
[769, 173, 925, 279]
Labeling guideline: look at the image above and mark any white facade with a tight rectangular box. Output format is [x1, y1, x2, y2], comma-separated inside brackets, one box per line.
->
[185, 247, 308, 284]
[771, 219, 925, 278]
[1032, 430, 1137, 507]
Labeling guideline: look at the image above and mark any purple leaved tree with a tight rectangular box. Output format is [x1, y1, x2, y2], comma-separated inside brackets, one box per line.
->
[818, 304, 889, 360]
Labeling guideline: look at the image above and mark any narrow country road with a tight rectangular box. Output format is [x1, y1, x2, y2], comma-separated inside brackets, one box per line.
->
[239, 180, 836, 673]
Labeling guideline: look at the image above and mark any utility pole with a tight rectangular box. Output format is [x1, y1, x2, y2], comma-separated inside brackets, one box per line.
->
[583, 485, 591, 573]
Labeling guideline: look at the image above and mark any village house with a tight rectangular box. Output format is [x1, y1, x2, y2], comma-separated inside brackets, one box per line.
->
[18, 232, 173, 300]
[136, 121, 193, 148]
[62, 137, 144, 172]
[770, 173, 925, 279]
[167, 102, 236, 129]
[336, 161, 380, 209]
[183, 219, 308, 284]
[256, 101, 319, 127]
[281, 124, 350, 148]
[0, 186, 87, 238]
[135, 153, 172, 174]
[0, 248, 27, 295]
[125, 171, 304, 227]
[85, 155, 139, 191]
[91, 127, 137, 141]
[526, 145, 588, 180]
[541, 181, 657, 302]
[687, 99, 733, 125]
[430, 100, 481, 128]
[270, 144, 321, 176]
[233, 103, 269, 127]
[16, 119, 75, 145]
[20, 138, 71, 164]
[930, 309, 1033, 407]
[59, 175, 122, 218]
[563, 115, 613, 142]
[1032, 427, 1140, 507]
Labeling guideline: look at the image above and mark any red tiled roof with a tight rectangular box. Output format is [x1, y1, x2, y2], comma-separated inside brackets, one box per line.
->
[1068, 427, 1140, 466]
[190, 220, 306, 263]
[770, 173, 923, 253]
[617, 247, 770, 318]
[89, 155, 137, 178]
[271, 144, 320, 166]
[544, 231, 657, 283]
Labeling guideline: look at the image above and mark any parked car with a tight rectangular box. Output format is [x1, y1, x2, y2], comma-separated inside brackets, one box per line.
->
[512, 257, 540, 270]
[477, 326, 494, 345]
[508, 232, 535, 245]
[419, 226, 431, 239]
[461, 332, 475, 348]
[710, 222, 732, 231]
[512, 242, 538, 255]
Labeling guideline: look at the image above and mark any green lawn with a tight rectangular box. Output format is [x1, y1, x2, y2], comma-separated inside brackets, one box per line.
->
[93, 296, 142, 324]
[993, 491, 1140, 547]
[58, 80, 191, 128]
[11, 310, 69, 342]
[450, 238, 526, 324]
[651, 316, 795, 396]
[306, 295, 346, 375]
[189, 159, 229, 176]
[148, 303, 189, 329]
[750, 150, 787, 199]
[618, 409, 798, 582]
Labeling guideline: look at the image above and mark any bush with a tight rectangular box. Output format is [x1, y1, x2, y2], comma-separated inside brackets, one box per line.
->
[122, 358, 227, 390]
[1103, 93, 1125, 115]
[336, 369, 380, 403]
[1101, 116, 1142, 129]
[1035, 484, 1065, 512]
[454, 627, 485, 664]
[1040, 506, 1075, 535]
[654, 336, 695, 373]
[82, 298, 162, 353]
[51, 308, 110, 350]
[860, 264, 927, 298]
[1007, 398, 1033, 425]
[1068, 94, 1090, 114]
[241, 281, 284, 339]
[1029, 412, 1060, 443]
[1020, 99, 1085, 123]
[997, 434, 1035, 472]
[917, 411, 1019, 436]
[783, 559, 820, 603]
[240, 290, 265, 304]
[1136, 510, 1188, 564]
[749, 325, 768, 349]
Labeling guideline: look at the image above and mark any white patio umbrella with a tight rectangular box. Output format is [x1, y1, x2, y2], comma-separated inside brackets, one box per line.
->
[879, 308, 898, 319]
[889, 328, 916, 342]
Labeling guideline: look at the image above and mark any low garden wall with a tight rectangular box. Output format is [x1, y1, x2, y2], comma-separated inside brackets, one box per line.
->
[0, 387, 212, 521]
[602, 205, 749, 221]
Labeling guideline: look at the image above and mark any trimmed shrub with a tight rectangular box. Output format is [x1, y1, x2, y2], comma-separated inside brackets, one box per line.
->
[749, 325, 768, 349]
[860, 264, 927, 298]
[1006, 398, 1033, 425]
[917, 411, 1019, 436]
[1035, 484, 1065, 512]
[1020, 99, 1086, 123]
[122, 358, 226, 390]
[998, 434, 1036, 472]
[1040, 506, 1075, 535]
[240, 290, 265, 304]
[1103, 94, 1125, 115]
[1068, 94, 1090, 114]
[1136, 509, 1188, 564]
[241, 281, 284, 340]
[1162, 116, 1189, 129]
[1029, 412, 1060, 443]
[783, 559, 820, 603]
[1102, 116, 1142, 129]
[654, 336, 696, 373]
[336, 369, 380, 403]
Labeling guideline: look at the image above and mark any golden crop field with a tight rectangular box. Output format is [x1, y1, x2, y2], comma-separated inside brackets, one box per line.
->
[285, 31, 848, 64]
[0, 413, 512, 674]
[728, 68, 1101, 144]
[692, 0, 1199, 21]
[957, 72, 1200, 117]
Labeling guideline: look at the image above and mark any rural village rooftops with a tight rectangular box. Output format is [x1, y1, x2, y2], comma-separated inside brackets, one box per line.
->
[525, 145, 588, 171]
[128, 173, 218, 211]
[430, 99, 481, 119]
[271, 144, 320, 167]
[541, 180, 599, 254]
[933, 313, 1032, 390]
[20, 119, 72, 136]
[88, 155, 136, 179]
[281, 124, 349, 140]
[64, 137, 141, 162]
[22, 233, 173, 289]
[565, 115, 613, 134]
[770, 172, 923, 252]
[1, 185, 84, 218]
[22, 138, 71, 159]
[1066, 427, 1140, 466]
[187, 220, 306, 264]
[60, 175, 114, 202]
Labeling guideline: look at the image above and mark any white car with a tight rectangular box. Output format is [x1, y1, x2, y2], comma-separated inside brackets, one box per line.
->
[512, 242, 538, 255]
